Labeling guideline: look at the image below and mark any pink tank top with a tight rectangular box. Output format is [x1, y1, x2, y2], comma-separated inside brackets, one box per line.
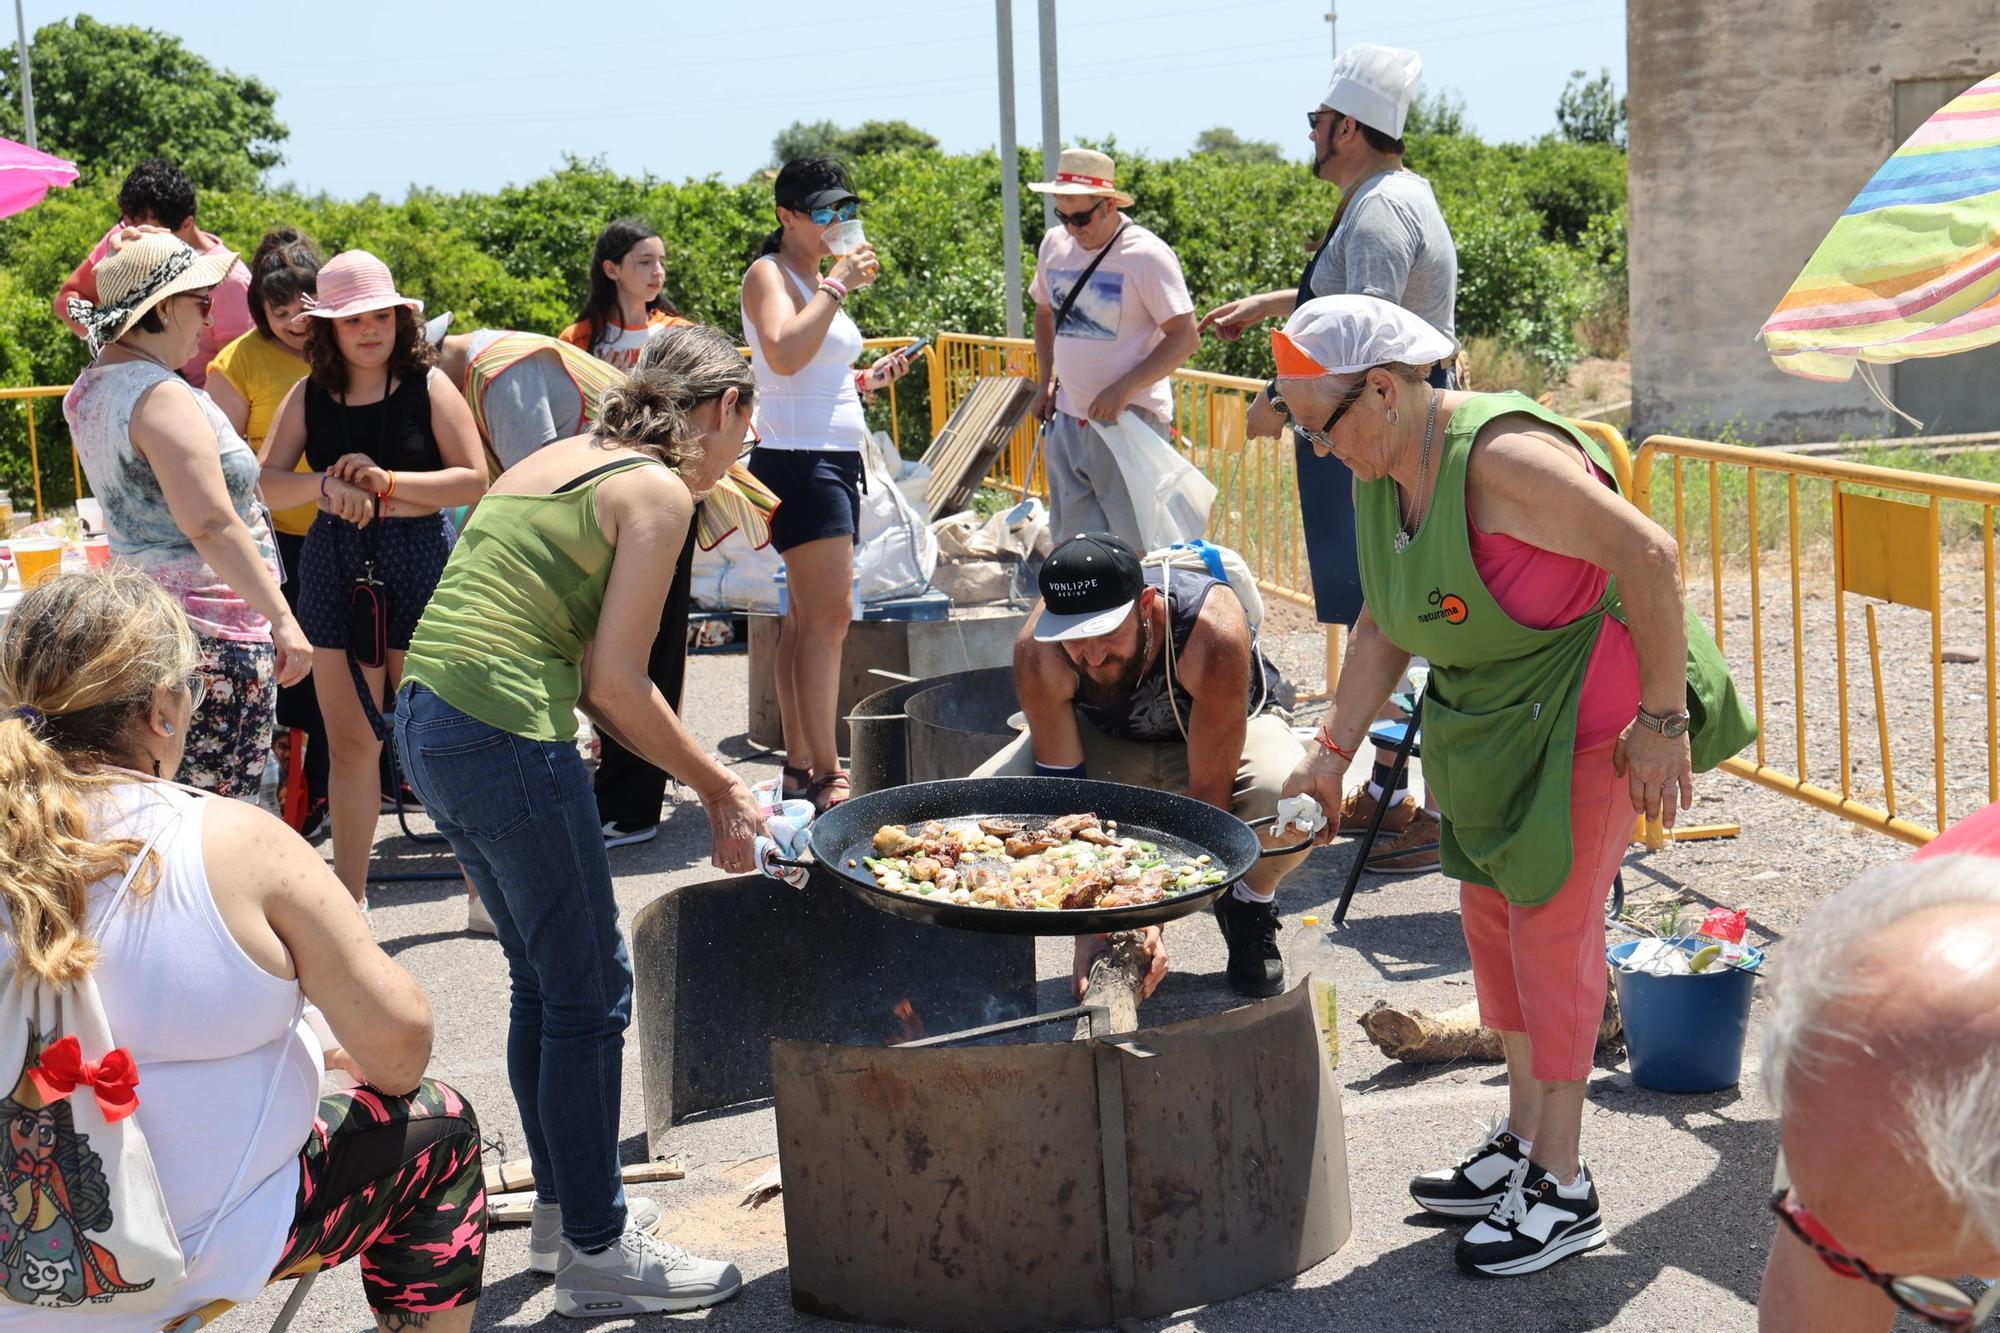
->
[1467, 453, 1640, 750]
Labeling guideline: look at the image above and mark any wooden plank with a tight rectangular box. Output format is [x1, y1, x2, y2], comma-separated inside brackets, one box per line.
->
[920, 376, 1036, 516]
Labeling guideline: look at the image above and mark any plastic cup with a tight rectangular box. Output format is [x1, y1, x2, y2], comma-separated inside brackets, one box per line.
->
[76, 498, 104, 534]
[11, 537, 62, 588]
[823, 219, 867, 256]
[84, 536, 111, 568]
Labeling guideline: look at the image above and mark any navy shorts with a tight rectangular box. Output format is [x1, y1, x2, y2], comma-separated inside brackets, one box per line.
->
[748, 447, 863, 553]
[297, 511, 451, 652]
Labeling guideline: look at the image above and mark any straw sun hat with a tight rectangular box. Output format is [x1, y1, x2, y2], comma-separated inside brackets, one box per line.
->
[1028, 147, 1136, 209]
[67, 230, 237, 355]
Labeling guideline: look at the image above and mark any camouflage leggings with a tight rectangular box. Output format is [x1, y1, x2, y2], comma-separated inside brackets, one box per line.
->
[267, 1078, 486, 1316]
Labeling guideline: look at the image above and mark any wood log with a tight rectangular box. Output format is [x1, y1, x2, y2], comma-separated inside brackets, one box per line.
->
[481, 1156, 685, 1197]
[1075, 931, 1148, 1038]
[1358, 971, 1623, 1065]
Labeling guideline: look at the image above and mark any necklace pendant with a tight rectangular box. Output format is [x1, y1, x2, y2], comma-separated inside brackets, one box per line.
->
[1394, 530, 1412, 553]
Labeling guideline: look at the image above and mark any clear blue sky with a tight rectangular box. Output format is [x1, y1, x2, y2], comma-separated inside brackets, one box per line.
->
[26, 0, 1626, 197]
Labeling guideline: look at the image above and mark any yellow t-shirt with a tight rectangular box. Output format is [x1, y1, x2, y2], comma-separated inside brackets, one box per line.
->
[208, 331, 315, 537]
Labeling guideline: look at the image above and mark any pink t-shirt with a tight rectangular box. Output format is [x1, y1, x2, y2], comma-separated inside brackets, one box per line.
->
[1030, 219, 1193, 421]
[1468, 452, 1642, 750]
[81, 225, 254, 389]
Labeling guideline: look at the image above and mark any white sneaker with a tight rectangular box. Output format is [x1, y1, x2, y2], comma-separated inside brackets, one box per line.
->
[553, 1219, 741, 1318]
[530, 1195, 660, 1276]
[466, 895, 497, 936]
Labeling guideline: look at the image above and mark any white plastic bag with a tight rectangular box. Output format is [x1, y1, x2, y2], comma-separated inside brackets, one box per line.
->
[1090, 411, 1216, 552]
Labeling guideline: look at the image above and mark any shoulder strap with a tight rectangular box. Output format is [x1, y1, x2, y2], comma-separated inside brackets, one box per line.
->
[99, 793, 192, 923]
[552, 457, 662, 495]
[1052, 221, 1128, 333]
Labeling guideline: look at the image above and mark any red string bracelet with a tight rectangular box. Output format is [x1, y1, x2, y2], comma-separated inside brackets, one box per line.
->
[1316, 724, 1356, 761]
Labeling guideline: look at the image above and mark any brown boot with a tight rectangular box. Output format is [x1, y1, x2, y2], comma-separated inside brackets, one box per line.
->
[1339, 786, 1418, 836]
[1364, 809, 1443, 875]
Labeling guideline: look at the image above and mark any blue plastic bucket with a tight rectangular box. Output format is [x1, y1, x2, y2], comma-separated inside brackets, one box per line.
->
[1607, 937, 1764, 1093]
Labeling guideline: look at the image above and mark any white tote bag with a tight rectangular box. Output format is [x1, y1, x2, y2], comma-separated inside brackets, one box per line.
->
[1089, 411, 1217, 552]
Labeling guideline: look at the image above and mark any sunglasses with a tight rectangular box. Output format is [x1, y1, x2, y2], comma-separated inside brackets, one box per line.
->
[1307, 109, 1341, 133]
[185, 674, 208, 715]
[177, 291, 214, 318]
[1769, 1191, 2000, 1327]
[807, 201, 860, 226]
[1055, 199, 1105, 229]
[1288, 381, 1368, 452]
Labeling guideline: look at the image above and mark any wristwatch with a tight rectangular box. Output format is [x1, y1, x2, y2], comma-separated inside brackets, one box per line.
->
[1635, 706, 1691, 738]
[1265, 380, 1287, 415]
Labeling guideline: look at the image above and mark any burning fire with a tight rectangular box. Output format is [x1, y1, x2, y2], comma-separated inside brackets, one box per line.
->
[888, 999, 926, 1045]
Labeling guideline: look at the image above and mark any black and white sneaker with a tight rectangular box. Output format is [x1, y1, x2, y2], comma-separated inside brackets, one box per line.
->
[1455, 1160, 1607, 1278]
[1212, 891, 1284, 997]
[1409, 1121, 1529, 1218]
[602, 820, 659, 849]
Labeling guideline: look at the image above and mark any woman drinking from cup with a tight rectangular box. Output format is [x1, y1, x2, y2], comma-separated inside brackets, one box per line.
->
[395, 325, 762, 1316]
[1278, 295, 1753, 1279]
[61, 230, 312, 798]
[740, 157, 916, 812]
[259, 251, 486, 906]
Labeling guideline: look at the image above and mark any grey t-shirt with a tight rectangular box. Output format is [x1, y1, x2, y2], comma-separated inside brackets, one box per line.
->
[1308, 170, 1457, 337]
[466, 329, 588, 470]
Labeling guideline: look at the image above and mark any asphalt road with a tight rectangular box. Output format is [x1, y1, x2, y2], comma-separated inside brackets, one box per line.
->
[223, 645, 1921, 1332]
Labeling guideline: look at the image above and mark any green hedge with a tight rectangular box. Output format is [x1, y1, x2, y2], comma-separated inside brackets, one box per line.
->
[0, 139, 1625, 510]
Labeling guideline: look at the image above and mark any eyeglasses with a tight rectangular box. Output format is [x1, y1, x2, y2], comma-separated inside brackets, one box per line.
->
[1287, 381, 1367, 452]
[1307, 109, 1341, 133]
[807, 201, 860, 226]
[737, 422, 763, 460]
[1769, 1191, 2000, 1327]
[185, 674, 208, 714]
[182, 292, 214, 318]
[1055, 199, 1105, 229]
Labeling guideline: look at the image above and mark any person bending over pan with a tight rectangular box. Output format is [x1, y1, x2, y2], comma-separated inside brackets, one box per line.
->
[973, 532, 1310, 999]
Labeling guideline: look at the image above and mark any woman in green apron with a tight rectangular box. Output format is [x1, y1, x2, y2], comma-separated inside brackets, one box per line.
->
[1275, 295, 1753, 1279]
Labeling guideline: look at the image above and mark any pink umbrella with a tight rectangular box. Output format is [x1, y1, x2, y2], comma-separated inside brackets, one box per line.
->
[0, 137, 77, 218]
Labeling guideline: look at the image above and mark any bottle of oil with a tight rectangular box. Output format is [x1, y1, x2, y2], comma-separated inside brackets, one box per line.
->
[1287, 913, 1341, 1071]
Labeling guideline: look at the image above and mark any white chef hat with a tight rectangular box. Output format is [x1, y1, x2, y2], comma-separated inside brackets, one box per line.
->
[1273, 295, 1457, 379]
[1320, 44, 1424, 140]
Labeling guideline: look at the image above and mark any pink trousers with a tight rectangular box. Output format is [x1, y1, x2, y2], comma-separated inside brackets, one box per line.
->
[1460, 738, 1632, 1082]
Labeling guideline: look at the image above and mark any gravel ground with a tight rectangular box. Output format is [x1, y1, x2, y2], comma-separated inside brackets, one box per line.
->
[222, 568, 1972, 1330]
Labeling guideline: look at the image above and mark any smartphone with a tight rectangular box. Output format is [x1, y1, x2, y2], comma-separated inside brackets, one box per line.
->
[896, 336, 932, 361]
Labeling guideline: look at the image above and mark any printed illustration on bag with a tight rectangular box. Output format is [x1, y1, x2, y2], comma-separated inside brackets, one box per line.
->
[0, 1025, 152, 1308]
[1421, 587, 1469, 625]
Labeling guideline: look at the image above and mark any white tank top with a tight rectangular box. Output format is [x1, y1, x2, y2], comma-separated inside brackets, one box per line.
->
[0, 781, 323, 1330]
[740, 255, 869, 452]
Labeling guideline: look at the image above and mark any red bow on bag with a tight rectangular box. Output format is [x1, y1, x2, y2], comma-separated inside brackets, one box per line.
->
[27, 1036, 141, 1123]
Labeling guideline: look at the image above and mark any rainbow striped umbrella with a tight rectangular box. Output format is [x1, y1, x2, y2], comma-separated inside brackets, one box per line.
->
[1760, 72, 2000, 397]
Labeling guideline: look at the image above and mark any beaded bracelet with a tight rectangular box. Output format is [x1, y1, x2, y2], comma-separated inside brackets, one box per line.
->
[818, 276, 848, 302]
[1316, 723, 1357, 761]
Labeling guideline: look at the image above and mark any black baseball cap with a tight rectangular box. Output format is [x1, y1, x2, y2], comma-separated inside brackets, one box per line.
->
[1035, 532, 1145, 642]
[787, 186, 859, 212]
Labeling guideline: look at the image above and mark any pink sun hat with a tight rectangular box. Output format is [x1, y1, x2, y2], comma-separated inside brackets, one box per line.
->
[306, 249, 424, 320]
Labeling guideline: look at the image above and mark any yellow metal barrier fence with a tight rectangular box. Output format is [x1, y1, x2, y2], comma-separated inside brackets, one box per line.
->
[0, 384, 80, 520]
[1632, 436, 2000, 847]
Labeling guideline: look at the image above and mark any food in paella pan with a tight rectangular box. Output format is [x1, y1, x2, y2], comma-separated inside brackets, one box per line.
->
[862, 812, 1228, 911]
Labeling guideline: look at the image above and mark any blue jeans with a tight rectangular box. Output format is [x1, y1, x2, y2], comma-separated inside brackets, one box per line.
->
[394, 683, 631, 1249]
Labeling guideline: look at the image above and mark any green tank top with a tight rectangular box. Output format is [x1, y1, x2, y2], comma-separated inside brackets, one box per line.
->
[1356, 392, 1753, 904]
[403, 457, 661, 741]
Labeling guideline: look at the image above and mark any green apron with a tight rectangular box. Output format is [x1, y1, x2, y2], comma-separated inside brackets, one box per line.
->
[1355, 392, 1754, 904]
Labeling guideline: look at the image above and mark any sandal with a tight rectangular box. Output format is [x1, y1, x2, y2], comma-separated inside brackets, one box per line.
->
[807, 769, 851, 814]
[781, 763, 813, 801]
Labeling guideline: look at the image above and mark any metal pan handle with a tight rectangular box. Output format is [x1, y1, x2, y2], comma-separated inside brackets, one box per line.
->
[768, 855, 814, 870]
[1244, 813, 1316, 859]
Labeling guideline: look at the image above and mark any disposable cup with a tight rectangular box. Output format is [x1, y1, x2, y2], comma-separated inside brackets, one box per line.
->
[84, 536, 111, 568]
[11, 537, 62, 589]
[76, 498, 104, 534]
[823, 219, 867, 256]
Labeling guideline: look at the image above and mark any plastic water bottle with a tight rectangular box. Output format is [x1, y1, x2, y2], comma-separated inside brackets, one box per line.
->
[774, 565, 788, 616]
[255, 750, 284, 815]
[1287, 914, 1341, 1068]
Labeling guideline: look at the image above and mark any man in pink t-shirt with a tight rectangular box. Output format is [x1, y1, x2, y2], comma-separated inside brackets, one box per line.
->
[52, 158, 253, 389]
[1028, 149, 1200, 549]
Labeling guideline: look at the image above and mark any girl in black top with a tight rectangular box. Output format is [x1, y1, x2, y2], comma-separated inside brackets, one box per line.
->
[260, 250, 486, 906]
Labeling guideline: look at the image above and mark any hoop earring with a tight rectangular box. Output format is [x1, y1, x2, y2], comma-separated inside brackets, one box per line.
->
[1386, 408, 1399, 426]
